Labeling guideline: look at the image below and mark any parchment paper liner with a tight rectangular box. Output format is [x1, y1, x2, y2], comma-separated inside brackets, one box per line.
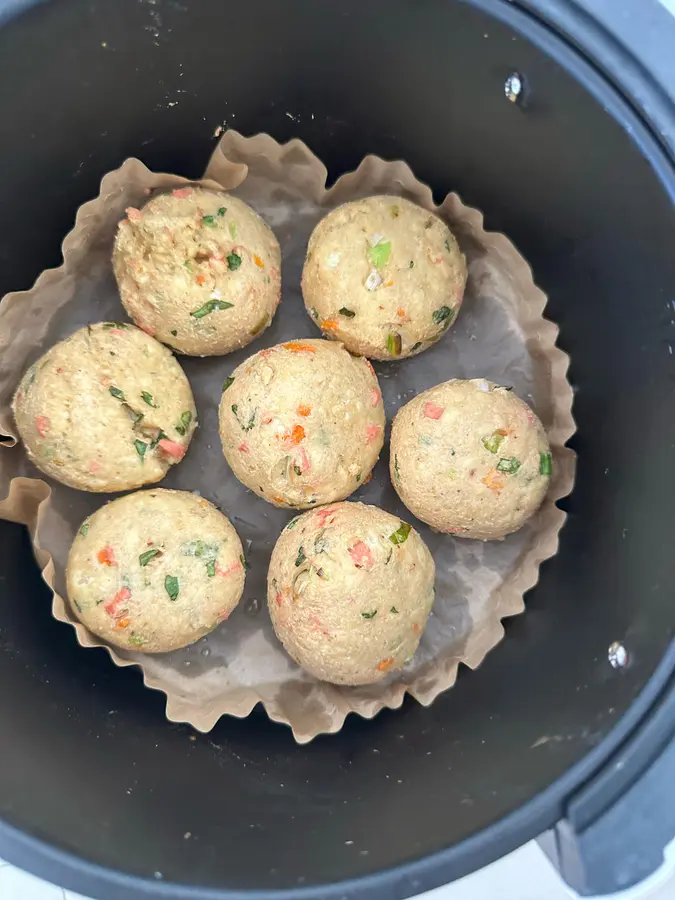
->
[0, 132, 575, 742]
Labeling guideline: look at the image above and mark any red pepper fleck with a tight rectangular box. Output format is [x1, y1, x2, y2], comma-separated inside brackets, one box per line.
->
[104, 586, 131, 618]
[216, 561, 243, 578]
[125, 207, 143, 222]
[261, 413, 273, 425]
[97, 546, 117, 567]
[88, 460, 101, 474]
[445, 526, 469, 534]
[413, 623, 421, 634]
[296, 446, 311, 473]
[158, 438, 187, 460]
[56, 367, 64, 374]
[217, 608, 232, 623]
[364, 359, 376, 378]
[35, 415, 50, 437]
[370, 387, 381, 408]
[315, 506, 338, 527]
[309, 615, 331, 637]
[365, 424, 382, 445]
[348, 540, 374, 570]
[137, 320, 155, 337]
[432, 256, 444, 264]
[423, 401, 444, 420]
[238, 440, 250, 453]
[275, 591, 284, 607]
[172, 187, 192, 198]
[525, 408, 536, 424]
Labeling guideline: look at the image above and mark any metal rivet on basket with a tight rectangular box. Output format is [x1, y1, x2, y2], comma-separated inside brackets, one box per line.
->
[608, 641, 629, 669]
[505, 72, 524, 104]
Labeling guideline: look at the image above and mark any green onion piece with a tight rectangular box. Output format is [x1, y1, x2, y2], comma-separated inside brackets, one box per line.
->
[164, 574, 179, 601]
[170, 329, 178, 337]
[217, 207, 227, 217]
[339, 307, 356, 318]
[80, 523, 89, 537]
[129, 409, 144, 425]
[190, 299, 235, 319]
[227, 252, 242, 271]
[295, 546, 306, 567]
[432, 306, 454, 327]
[362, 610, 378, 619]
[223, 376, 235, 392]
[310, 307, 319, 320]
[390, 606, 399, 614]
[134, 440, 147, 460]
[184, 259, 195, 273]
[482, 433, 505, 454]
[102, 322, 127, 330]
[368, 239, 392, 269]
[240, 554, 248, 571]
[389, 521, 412, 545]
[129, 634, 145, 647]
[141, 391, 156, 407]
[139, 548, 161, 566]
[497, 457, 521, 474]
[175, 410, 192, 436]
[109, 386, 125, 400]
[206, 559, 216, 577]
[540, 452, 553, 476]
[386, 332, 402, 356]
[410, 341, 422, 352]
[202, 215, 217, 227]
[285, 517, 299, 531]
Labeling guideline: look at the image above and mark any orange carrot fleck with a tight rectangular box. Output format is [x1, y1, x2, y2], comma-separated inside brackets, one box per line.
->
[272, 496, 286, 505]
[296, 404, 311, 417]
[125, 207, 142, 222]
[496, 428, 510, 436]
[365, 424, 382, 445]
[172, 187, 191, 198]
[253, 254, 265, 268]
[196, 274, 206, 286]
[396, 307, 406, 317]
[282, 342, 316, 353]
[320, 319, 339, 331]
[384, 280, 395, 287]
[97, 546, 117, 567]
[284, 424, 305, 446]
[377, 657, 395, 672]
[35, 415, 50, 437]
[481, 470, 505, 494]
[116, 617, 130, 629]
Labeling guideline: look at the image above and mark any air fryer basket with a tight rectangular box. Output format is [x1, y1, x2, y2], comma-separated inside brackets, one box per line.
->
[0, 1, 673, 900]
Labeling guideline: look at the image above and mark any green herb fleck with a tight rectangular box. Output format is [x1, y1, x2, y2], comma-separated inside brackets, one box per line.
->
[390, 205, 400, 218]
[409, 260, 415, 269]
[231, 404, 256, 432]
[310, 307, 319, 320]
[249, 315, 268, 336]
[227, 252, 242, 271]
[432, 306, 454, 327]
[165, 575, 179, 602]
[482, 432, 505, 454]
[217, 207, 227, 217]
[389, 521, 412, 545]
[386, 332, 402, 356]
[444, 238, 451, 251]
[109, 386, 125, 401]
[293, 464, 302, 476]
[390, 606, 399, 614]
[139, 548, 162, 566]
[134, 440, 148, 460]
[393, 454, 401, 483]
[73, 599, 83, 613]
[129, 408, 144, 425]
[362, 610, 378, 619]
[339, 307, 356, 318]
[368, 239, 392, 269]
[175, 410, 192, 436]
[356, 472, 361, 482]
[206, 559, 216, 577]
[190, 299, 235, 319]
[102, 322, 128, 330]
[295, 546, 307, 567]
[314, 530, 329, 554]
[80, 523, 89, 537]
[129, 634, 145, 647]
[285, 517, 299, 531]
[223, 376, 235, 392]
[202, 214, 217, 227]
[184, 259, 195, 273]
[540, 452, 552, 476]
[410, 341, 422, 352]
[240, 554, 248, 571]
[497, 457, 521, 474]
[229, 220, 237, 239]
[171, 329, 178, 337]
[149, 430, 167, 450]
[141, 391, 156, 407]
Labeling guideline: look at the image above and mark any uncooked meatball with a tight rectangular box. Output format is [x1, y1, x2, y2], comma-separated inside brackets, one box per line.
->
[267, 502, 436, 685]
[12, 323, 197, 492]
[390, 378, 552, 540]
[67, 489, 245, 653]
[302, 195, 467, 360]
[218, 339, 385, 508]
[113, 186, 281, 356]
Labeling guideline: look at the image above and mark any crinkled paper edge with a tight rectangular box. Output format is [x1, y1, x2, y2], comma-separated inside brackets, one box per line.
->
[0, 132, 576, 743]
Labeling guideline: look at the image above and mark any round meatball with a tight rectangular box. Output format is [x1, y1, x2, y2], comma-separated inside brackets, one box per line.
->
[302, 195, 467, 360]
[390, 379, 552, 540]
[218, 339, 385, 508]
[67, 489, 245, 653]
[113, 186, 281, 356]
[12, 323, 197, 492]
[268, 502, 436, 685]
